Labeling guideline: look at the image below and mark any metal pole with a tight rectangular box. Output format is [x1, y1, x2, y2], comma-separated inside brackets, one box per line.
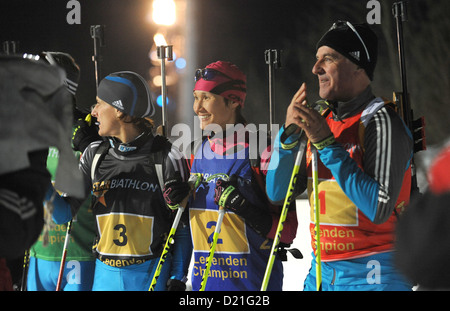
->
[264, 49, 281, 135]
[392, 1, 423, 193]
[157, 45, 173, 137]
[90, 25, 105, 91]
[392, 2, 410, 126]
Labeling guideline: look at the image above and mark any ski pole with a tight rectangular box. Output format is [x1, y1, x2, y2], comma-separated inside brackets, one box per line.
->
[260, 102, 331, 291]
[90, 25, 105, 92]
[199, 207, 225, 291]
[156, 45, 173, 137]
[56, 219, 73, 291]
[261, 127, 307, 291]
[311, 147, 322, 291]
[148, 173, 202, 291]
[20, 249, 29, 291]
[199, 175, 231, 291]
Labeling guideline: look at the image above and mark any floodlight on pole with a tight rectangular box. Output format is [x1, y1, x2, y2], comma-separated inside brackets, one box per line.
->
[154, 33, 173, 137]
[152, 0, 176, 26]
[153, 33, 168, 46]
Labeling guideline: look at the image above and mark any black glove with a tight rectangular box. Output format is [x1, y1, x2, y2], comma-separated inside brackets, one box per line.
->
[72, 115, 101, 153]
[214, 175, 272, 237]
[163, 172, 190, 210]
[214, 175, 245, 212]
[167, 278, 186, 291]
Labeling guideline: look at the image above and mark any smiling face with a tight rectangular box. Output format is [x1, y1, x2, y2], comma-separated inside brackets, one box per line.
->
[312, 46, 364, 102]
[193, 90, 238, 130]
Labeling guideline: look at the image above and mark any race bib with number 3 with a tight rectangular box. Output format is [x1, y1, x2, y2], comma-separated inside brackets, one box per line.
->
[96, 213, 154, 257]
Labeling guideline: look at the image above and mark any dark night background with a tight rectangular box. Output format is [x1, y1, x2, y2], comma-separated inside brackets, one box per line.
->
[1, 0, 449, 173]
[1, 0, 449, 294]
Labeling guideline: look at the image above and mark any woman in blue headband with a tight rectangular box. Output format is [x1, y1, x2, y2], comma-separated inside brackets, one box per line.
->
[52, 71, 191, 291]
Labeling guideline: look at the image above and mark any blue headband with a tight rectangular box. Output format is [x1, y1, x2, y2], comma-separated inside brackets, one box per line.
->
[97, 71, 154, 118]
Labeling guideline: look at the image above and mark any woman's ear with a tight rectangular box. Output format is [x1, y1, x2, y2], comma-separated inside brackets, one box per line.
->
[116, 109, 124, 119]
[229, 100, 240, 111]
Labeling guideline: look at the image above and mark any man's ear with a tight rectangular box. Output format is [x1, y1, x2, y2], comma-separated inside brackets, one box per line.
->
[355, 66, 371, 83]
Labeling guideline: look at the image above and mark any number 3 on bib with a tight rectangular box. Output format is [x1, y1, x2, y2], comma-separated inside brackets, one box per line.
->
[96, 213, 154, 257]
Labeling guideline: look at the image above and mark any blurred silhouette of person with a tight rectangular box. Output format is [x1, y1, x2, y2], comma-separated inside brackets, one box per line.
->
[395, 144, 450, 290]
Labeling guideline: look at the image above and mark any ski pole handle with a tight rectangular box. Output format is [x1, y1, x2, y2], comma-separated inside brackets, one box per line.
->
[176, 173, 203, 210]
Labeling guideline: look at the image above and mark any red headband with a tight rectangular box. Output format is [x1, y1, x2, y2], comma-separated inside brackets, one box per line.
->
[194, 61, 247, 107]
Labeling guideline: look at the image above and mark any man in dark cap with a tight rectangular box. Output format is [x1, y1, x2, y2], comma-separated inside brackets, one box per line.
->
[266, 21, 413, 291]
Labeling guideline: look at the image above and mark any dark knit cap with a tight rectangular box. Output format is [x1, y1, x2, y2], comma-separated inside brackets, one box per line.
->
[97, 71, 155, 118]
[316, 21, 378, 80]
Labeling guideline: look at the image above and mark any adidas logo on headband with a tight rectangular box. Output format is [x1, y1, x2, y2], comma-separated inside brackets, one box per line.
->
[349, 51, 361, 61]
[111, 99, 124, 110]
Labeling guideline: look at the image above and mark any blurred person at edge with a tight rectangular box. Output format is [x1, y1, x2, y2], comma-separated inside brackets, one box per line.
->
[0, 53, 83, 290]
[26, 52, 96, 291]
[396, 144, 450, 290]
[266, 21, 414, 291]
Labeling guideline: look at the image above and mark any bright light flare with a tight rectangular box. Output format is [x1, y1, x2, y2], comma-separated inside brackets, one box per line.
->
[153, 33, 168, 46]
[152, 0, 176, 26]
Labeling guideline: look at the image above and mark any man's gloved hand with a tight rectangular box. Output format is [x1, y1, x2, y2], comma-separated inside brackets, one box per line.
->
[72, 114, 101, 153]
[163, 172, 190, 210]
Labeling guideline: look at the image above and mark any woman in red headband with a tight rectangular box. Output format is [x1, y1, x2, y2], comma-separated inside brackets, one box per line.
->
[163, 61, 298, 291]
